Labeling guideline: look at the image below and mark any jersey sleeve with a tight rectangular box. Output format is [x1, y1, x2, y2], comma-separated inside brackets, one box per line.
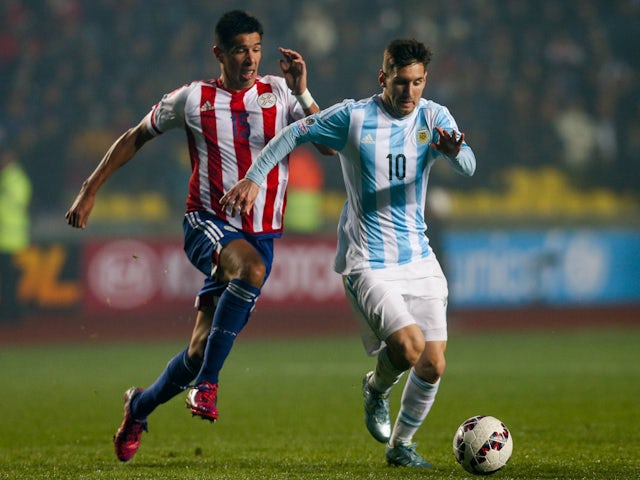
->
[246, 100, 353, 185]
[431, 105, 476, 177]
[143, 83, 191, 136]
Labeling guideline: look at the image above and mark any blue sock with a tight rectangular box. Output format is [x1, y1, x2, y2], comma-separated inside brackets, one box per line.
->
[131, 348, 199, 420]
[194, 279, 260, 385]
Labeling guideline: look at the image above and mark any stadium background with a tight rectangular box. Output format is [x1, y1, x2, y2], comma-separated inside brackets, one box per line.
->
[1, 0, 639, 342]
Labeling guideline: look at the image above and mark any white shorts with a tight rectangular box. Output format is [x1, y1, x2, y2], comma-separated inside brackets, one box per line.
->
[343, 254, 448, 356]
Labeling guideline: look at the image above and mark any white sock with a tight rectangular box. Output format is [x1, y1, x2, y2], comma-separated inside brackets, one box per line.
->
[389, 369, 440, 446]
[370, 347, 405, 395]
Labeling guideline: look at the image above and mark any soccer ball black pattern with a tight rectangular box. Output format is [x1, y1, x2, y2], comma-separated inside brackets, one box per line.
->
[453, 415, 513, 475]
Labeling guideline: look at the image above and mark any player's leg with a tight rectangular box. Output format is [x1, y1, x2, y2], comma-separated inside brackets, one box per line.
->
[345, 274, 416, 444]
[379, 324, 432, 468]
[388, 340, 446, 448]
[386, 255, 448, 468]
[187, 238, 268, 421]
[187, 305, 215, 363]
[131, 306, 213, 418]
[365, 324, 424, 442]
[113, 308, 211, 462]
[361, 346, 406, 442]
[383, 332, 443, 468]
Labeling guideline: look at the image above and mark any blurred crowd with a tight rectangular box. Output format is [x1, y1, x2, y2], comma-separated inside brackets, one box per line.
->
[1, 0, 639, 231]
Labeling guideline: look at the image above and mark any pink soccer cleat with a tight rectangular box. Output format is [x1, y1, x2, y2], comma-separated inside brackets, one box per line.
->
[186, 382, 219, 422]
[113, 387, 148, 462]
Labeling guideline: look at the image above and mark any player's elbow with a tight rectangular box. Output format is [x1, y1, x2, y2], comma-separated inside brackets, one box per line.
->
[313, 143, 338, 156]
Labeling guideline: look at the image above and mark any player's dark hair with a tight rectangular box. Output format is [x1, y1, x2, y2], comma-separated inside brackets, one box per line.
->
[383, 38, 433, 73]
[215, 10, 264, 51]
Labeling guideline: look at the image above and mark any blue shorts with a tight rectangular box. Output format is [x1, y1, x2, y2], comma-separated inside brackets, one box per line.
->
[183, 211, 276, 306]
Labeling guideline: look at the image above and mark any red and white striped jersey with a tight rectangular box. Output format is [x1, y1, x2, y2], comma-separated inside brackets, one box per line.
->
[144, 75, 306, 237]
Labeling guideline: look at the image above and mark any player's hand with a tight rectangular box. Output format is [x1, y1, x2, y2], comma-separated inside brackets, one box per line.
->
[220, 178, 261, 217]
[65, 191, 95, 229]
[431, 126, 464, 159]
[278, 47, 307, 95]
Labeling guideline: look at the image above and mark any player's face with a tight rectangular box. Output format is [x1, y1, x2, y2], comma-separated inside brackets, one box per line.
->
[379, 62, 427, 118]
[215, 32, 262, 91]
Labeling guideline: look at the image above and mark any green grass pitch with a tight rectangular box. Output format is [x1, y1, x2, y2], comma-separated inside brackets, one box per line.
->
[1, 328, 639, 479]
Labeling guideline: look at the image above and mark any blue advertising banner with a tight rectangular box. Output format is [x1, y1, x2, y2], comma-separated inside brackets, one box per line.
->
[443, 229, 640, 308]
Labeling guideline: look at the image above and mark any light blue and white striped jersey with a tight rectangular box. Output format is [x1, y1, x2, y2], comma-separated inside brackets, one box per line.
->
[246, 94, 476, 274]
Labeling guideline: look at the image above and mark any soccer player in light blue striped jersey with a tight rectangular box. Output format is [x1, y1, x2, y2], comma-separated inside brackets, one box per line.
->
[221, 38, 476, 468]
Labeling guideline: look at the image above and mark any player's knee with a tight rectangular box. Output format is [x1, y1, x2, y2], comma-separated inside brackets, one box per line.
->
[416, 354, 446, 383]
[218, 240, 266, 288]
[221, 248, 265, 287]
[239, 259, 266, 288]
[389, 336, 424, 370]
[430, 356, 446, 379]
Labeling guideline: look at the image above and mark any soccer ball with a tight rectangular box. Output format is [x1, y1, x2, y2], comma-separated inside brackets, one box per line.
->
[452, 415, 513, 475]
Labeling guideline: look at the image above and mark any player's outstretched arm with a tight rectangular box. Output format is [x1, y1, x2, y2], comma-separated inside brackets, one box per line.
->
[65, 120, 154, 229]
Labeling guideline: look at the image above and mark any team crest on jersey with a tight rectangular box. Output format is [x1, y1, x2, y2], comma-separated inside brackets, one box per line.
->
[257, 92, 276, 109]
[417, 129, 430, 144]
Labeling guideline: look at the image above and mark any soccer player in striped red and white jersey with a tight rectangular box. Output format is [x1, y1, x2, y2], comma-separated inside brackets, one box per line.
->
[66, 10, 333, 462]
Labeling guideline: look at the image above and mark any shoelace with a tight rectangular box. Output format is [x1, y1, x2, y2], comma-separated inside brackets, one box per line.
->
[396, 443, 428, 465]
[366, 389, 389, 421]
[198, 384, 218, 403]
[372, 397, 389, 422]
